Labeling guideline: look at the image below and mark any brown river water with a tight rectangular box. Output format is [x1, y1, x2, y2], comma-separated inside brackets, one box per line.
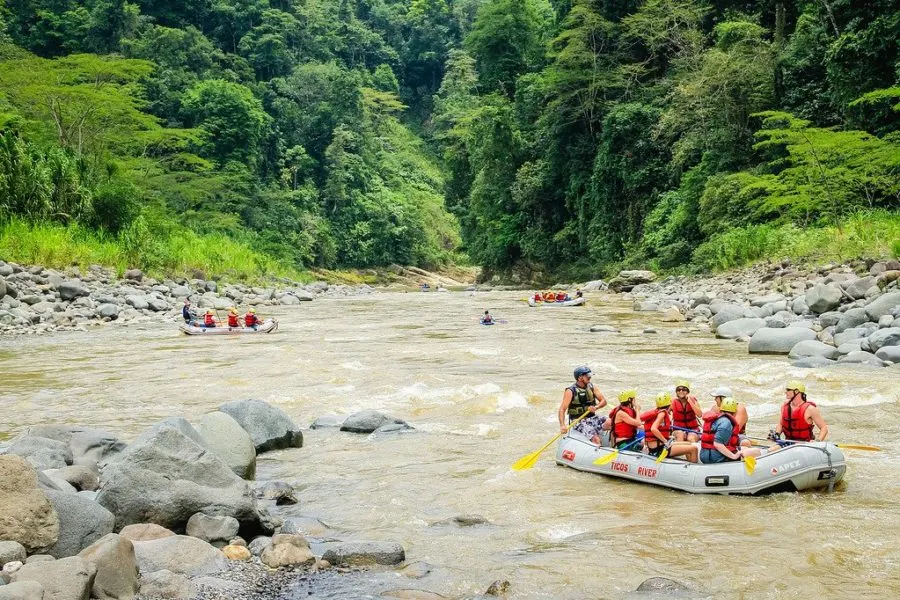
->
[2, 291, 899, 599]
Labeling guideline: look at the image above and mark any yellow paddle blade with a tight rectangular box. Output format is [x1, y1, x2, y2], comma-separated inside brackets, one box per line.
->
[511, 451, 544, 471]
[743, 455, 756, 475]
[655, 448, 669, 463]
[593, 450, 619, 466]
[837, 444, 881, 451]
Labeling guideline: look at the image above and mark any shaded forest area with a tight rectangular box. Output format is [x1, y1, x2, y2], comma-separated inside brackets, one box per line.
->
[0, 0, 897, 277]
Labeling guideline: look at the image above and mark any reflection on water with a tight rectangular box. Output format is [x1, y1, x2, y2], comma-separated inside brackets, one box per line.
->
[2, 291, 899, 599]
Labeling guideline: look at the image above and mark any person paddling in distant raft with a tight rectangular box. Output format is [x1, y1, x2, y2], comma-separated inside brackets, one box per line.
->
[481, 310, 494, 324]
[226, 307, 241, 328]
[609, 389, 643, 450]
[182, 299, 196, 324]
[244, 307, 260, 330]
[771, 381, 829, 442]
[202, 309, 217, 328]
[558, 366, 608, 445]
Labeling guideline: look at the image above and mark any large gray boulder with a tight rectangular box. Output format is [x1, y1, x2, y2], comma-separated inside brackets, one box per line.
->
[132, 536, 227, 577]
[0, 541, 27, 565]
[715, 318, 766, 339]
[218, 400, 303, 453]
[44, 490, 115, 558]
[788, 340, 841, 361]
[77, 534, 139, 600]
[834, 308, 871, 334]
[26, 425, 125, 470]
[866, 292, 900, 322]
[146, 418, 206, 449]
[838, 351, 886, 366]
[875, 346, 900, 363]
[0, 581, 45, 600]
[608, 270, 656, 292]
[4, 437, 72, 471]
[0, 456, 59, 554]
[340, 410, 413, 434]
[321, 541, 405, 566]
[710, 305, 755, 330]
[844, 276, 876, 299]
[833, 327, 867, 347]
[197, 412, 256, 480]
[866, 328, 900, 353]
[57, 281, 89, 301]
[791, 296, 809, 315]
[749, 327, 817, 354]
[9, 556, 96, 600]
[137, 570, 197, 600]
[805, 283, 843, 314]
[185, 514, 239, 547]
[95, 427, 260, 533]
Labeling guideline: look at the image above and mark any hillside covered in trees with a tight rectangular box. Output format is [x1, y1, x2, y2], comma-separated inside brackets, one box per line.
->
[0, 0, 897, 278]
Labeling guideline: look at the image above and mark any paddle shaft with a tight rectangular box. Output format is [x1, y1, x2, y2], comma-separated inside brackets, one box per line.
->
[745, 434, 880, 451]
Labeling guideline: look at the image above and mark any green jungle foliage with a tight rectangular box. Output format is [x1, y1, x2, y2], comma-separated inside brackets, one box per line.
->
[0, 0, 898, 278]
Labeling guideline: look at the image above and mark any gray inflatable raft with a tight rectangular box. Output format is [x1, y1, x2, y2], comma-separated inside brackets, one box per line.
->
[555, 431, 845, 495]
[180, 318, 278, 335]
[527, 297, 586, 307]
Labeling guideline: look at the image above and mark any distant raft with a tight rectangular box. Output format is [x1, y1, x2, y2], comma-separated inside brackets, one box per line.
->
[555, 431, 846, 495]
[180, 319, 278, 335]
[528, 297, 586, 307]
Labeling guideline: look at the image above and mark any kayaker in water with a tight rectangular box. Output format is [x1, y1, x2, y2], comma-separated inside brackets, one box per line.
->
[558, 366, 608, 444]
[481, 310, 493, 324]
[182, 299, 196, 324]
[227, 307, 241, 328]
[202, 310, 217, 328]
[671, 380, 702, 443]
[609, 389, 643, 450]
[771, 381, 829, 442]
[642, 392, 698, 462]
[244, 308, 260, 329]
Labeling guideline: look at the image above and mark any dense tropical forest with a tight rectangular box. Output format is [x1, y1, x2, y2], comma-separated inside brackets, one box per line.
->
[0, 0, 897, 279]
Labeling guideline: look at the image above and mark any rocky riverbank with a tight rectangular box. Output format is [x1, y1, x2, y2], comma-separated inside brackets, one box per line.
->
[0, 260, 377, 336]
[610, 259, 900, 368]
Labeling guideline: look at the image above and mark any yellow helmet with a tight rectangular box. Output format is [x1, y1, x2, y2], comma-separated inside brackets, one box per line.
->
[618, 389, 637, 403]
[720, 397, 738, 413]
[786, 380, 806, 394]
[675, 380, 690, 391]
[249, 308, 256, 314]
[655, 392, 672, 409]
[229, 307, 237, 314]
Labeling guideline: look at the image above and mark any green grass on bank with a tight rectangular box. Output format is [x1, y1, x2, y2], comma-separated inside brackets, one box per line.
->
[0, 218, 308, 283]
[691, 210, 900, 271]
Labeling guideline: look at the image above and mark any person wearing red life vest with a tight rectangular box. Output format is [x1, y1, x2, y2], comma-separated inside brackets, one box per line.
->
[772, 381, 829, 442]
[699, 397, 745, 463]
[671, 380, 702, 443]
[203, 310, 217, 327]
[558, 366, 608, 444]
[226, 307, 240, 328]
[642, 392, 698, 462]
[609, 389, 643, 450]
[244, 308, 260, 329]
[708, 386, 752, 448]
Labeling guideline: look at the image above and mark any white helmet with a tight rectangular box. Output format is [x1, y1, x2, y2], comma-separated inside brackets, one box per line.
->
[709, 386, 733, 398]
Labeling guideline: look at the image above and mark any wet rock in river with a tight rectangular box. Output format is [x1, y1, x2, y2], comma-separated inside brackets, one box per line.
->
[635, 576, 694, 595]
[255, 481, 297, 505]
[321, 541, 405, 566]
[340, 410, 412, 434]
[219, 399, 303, 453]
[748, 327, 817, 354]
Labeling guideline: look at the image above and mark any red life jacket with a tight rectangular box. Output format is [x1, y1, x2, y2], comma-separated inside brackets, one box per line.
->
[228, 314, 240, 327]
[672, 397, 699, 429]
[641, 409, 671, 443]
[700, 411, 740, 452]
[204, 313, 215, 326]
[610, 405, 637, 443]
[245, 313, 258, 326]
[780, 400, 816, 441]
[534, 293, 541, 302]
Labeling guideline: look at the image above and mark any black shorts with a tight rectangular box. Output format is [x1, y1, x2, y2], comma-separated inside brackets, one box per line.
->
[647, 444, 665, 457]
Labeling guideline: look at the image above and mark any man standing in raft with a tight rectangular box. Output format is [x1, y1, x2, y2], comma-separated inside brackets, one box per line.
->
[772, 381, 829, 442]
[558, 366, 608, 444]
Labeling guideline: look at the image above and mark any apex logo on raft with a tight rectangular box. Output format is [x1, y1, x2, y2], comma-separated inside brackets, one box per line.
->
[770, 460, 801, 475]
